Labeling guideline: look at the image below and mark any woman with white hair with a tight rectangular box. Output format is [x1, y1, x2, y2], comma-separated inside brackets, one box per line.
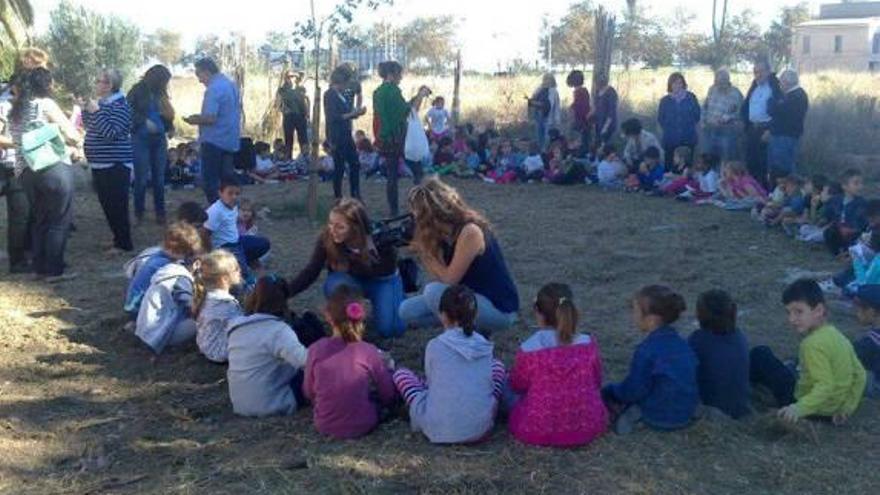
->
[767, 68, 809, 182]
[527, 73, 561, 150]
[83, 68, 134, 254]
[702, 68, 743, 161]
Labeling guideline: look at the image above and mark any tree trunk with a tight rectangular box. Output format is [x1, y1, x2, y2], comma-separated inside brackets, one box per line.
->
[306, 0, 321, 221]
[591, 7, 615, 100]
[451, 50, 461, 126]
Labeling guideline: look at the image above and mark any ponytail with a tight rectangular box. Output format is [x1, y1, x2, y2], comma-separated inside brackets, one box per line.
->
[192, 258, 206, 317]
[192, 250, 241, 317]
[439, 285, 478, 336]
[325, 285, 368, 343]
[535, 283, 579, 345]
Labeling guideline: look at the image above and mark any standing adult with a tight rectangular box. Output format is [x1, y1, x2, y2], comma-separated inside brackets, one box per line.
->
[566, 70, 591, 158]
[767, 69, 809, 182]
[127, 64, 175, 224]
[527, 73, 561, 151]
[591, 73, 618, 147]
[740, 60, 781, 188]
[184, 58, 241, 204]
[372, 61, 429, 216]
[702, 68, 743, 161]
[0, 80, 31, 273]
[277, 70, 309, 160]
[399, 178, 520, 334]
[9, 67, 81, 280]
[324, 66, 366, 200]
[657, 72, 701, 170]
[82, 68, 134, 253]
[286, 199, 405, 338]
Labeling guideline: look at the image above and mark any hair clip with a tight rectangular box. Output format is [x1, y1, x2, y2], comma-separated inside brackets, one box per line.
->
[346, 302, 365, 322]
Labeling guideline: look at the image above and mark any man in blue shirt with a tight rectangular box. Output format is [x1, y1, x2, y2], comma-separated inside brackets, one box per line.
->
[183, 58, 241, 203]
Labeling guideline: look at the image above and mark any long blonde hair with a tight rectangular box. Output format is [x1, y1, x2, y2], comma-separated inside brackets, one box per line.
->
[407, 177, 489, 261]
[193, 250, 240, 316]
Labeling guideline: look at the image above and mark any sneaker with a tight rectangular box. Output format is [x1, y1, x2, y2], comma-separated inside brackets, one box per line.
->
[818, 278, 841, 296]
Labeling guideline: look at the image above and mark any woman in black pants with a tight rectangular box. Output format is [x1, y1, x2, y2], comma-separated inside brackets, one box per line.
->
[9, 68, 82, 281]
[323, 65, 366, 200]
[82, 68, 134, 253]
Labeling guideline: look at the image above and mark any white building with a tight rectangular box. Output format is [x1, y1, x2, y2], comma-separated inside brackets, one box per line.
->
[793, 2, 880, 72]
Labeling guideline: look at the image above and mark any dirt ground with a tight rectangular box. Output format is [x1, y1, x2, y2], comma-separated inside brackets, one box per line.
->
[1, 174, 878, 495]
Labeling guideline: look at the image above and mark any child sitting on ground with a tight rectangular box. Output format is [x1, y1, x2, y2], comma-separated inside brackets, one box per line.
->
[797, 180, 842, 243]
[318, 142, 335, 182]
[824, 168, 868, 256]
[658, 146, 692, 191]
[455, 140, 481, 178]
[686, 152, 721, 201]
[761, 175, 807, 226]
[783, 174, 827, 235]
[124, 202, 208, 281]
[124, 222, 204, 321]
[358, 140, 380, 178]
[304, 286, 397, 439]
[271, 138, 287, 163]
[393, 285, 506, 444]
[852, 285, 880, 398]
[193, 250, 243, 363]
[433, 136, 457, 175]
[602, 285, 698, 434]
[631, 146, 664, 192]
[518, 142, 546, 183]
[249, 141, 280, 184]
[595, 144, 626, 188]
[134, 224, 205, 354]
[714, 161, 768, 210]
[237, 198, 259, 237]
[688, 290, 751, 419]
[508, 283, 608, 447]
[204, 178, 271, 286]
[226, 275, 308, 416]
[750, 279, 865, 423]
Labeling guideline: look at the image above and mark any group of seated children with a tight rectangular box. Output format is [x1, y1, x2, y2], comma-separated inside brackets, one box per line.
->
[167, 142, 201, 189]
[122, 207, 877, 443]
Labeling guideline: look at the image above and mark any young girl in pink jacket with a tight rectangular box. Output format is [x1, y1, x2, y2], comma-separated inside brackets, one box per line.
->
[508, 283, 608, 447]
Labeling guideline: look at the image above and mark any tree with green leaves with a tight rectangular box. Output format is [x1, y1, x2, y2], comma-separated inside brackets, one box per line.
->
[546, 1, 594, 69]
[0, 0, 32, 48]
[293, 0, 392, 220]
[46, 0, 140, 97]
[764, 3, 811, 67]
[398, 16, 457, 74]
[143, 29, 184, 66]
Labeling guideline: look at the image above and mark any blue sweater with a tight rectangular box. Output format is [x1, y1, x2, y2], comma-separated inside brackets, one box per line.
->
[657, 92, 701, 149]
[82, 92, 134, 166]
[606, 326, 698, 429]
[688, 328, 751, 419]
[124, 251, 174, 319]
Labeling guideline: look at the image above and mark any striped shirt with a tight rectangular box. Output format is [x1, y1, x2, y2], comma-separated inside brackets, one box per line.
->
[82, 92, 133, 169]
[9, 98, 75, 175]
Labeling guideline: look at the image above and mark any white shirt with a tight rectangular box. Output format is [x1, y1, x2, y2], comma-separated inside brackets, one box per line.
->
[522, 154, 544, 173]
[748, 82, 772, 123]
[320, 155, 334, 172]
[205, 200, 240, 248]
[597, 159, 624, 184]
[255, 156, 274, 173]
[697, 169, 719, 193]
[425, 107, 450, 135]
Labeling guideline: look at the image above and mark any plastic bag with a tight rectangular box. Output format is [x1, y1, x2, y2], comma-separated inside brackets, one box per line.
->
[404, 109, 430, 162]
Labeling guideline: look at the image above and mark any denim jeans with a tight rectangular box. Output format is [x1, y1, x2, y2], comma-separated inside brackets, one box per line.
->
[201, 142, 236, 204]
[323, 271, 406, 338]
[20, 164, 74, 276]
[398, 281, 517, 334]
[223, 235, 270, 287]
[1, 168, 30, 270]
[749, 345, 797, 406]
[703, 125, 739, 161]
[132, 132, 167, 219]
[767, 135, 799, 182]
[534, 117, 548, 151]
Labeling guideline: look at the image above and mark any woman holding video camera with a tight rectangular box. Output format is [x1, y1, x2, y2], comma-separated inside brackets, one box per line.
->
[399, 178, 520, 334]
[286, 198, 405, 338]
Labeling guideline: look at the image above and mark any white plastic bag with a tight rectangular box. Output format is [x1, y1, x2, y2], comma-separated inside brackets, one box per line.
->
[404, 109, 430, 162]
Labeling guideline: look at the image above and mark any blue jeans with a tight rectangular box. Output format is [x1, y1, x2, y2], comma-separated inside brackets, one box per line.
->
[767, 135, 799, 180]
[132, 133, 167, 219]
[703, 126, 739, 161]
[20, 164, 74, 276]
[398, 281, 517, 334]
[323, 271, 406, 338]
[222, 235, 269, 288]
[534, 117, 548, 151]
[201, 142, 236, 204]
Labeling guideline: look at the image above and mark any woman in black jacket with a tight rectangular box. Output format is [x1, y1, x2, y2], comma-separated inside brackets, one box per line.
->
[323, 65, 366, 200]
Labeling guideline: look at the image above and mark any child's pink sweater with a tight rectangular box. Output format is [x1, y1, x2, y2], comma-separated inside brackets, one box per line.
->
[509, 331, 608, 447]
[303, 336, 397, 439]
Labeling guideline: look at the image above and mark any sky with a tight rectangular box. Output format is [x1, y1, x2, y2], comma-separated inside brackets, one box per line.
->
[31, 0, 822, 70]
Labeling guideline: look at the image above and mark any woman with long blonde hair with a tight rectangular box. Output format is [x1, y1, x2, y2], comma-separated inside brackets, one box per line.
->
[286, 198, 405, 337]
[399, 178, 519, 333]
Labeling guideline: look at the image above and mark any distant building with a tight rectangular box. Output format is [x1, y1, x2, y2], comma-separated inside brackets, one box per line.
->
[793, 2, 880, 72]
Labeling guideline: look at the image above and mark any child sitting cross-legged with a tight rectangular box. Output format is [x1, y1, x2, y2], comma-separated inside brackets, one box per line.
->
[226, 275, 308, 417]
[823, 168, 868, 256]
[193, 250, 243, 363]
[594, 144, 626, 189]
[688, 290, 752, 419]
[657, 146, 692, 193]
[601, 285, 698, 434]
[714, 161, 768, 210]
[393, 285, 506, 444]
[304, 286, 397, 439]
[852, 285, 880, 398]
[750, 279, 866, 424]
[760, 175, 807, 227]
[508, 283, 608, 447]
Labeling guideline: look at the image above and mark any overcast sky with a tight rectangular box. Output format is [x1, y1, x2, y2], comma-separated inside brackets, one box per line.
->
[31, 0, 821, 70]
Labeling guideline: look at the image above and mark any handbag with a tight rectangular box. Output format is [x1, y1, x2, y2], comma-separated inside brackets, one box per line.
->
[21, 123, 66, 172]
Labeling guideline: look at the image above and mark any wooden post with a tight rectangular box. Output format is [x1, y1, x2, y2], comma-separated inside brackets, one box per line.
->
[591, 7, 615, 102]
[451, 50, 461, 126]
[306, 0, 321, 221]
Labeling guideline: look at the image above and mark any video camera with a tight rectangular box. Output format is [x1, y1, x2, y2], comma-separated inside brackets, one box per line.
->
[371, 213, 415, 248]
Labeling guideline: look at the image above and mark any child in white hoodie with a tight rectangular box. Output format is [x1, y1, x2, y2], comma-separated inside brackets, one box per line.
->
[226, 275, 308, 417]
[393, 285, 506, 444]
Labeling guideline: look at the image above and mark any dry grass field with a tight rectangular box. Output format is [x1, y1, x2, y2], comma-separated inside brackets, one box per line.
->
[1, 173, 879, 494]
[168, 68, 880, 173]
